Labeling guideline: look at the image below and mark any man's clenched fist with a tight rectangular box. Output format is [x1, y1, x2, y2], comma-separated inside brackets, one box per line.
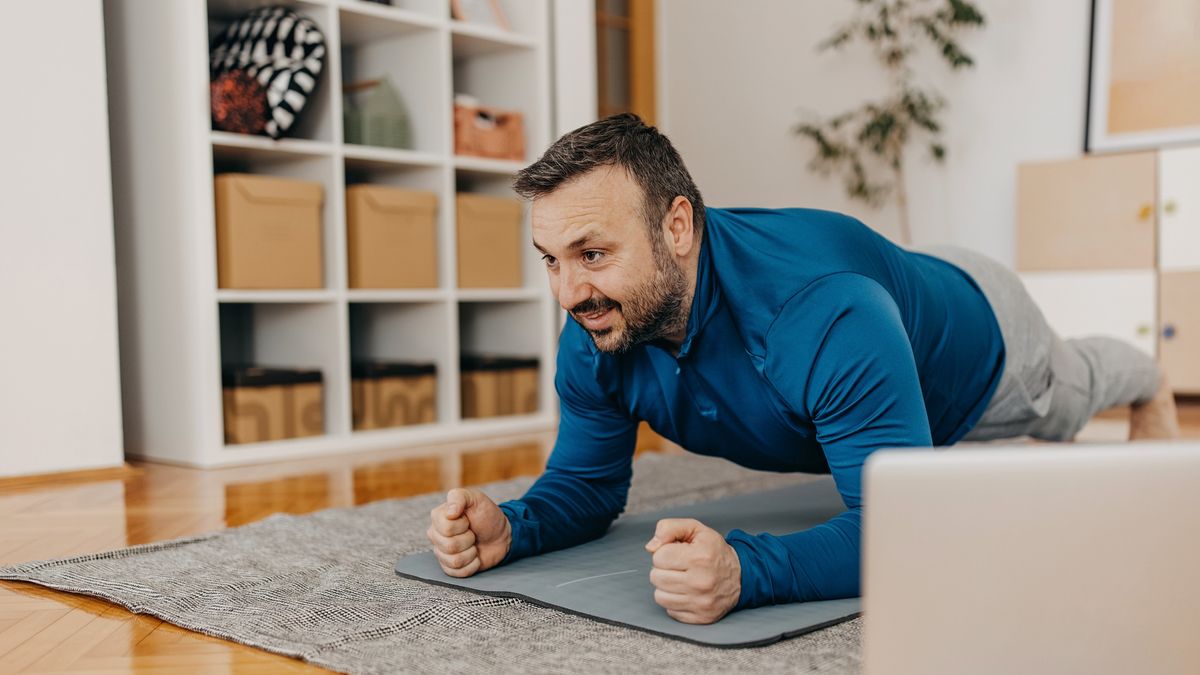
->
[645, 518, 742, 624]
[427, 487, 512, 578]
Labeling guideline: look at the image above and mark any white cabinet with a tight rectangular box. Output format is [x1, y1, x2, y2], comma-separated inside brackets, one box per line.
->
[1018, 149, 1200, 393]
[1159, 272, 1200, 392]
[1016, 153, 1156, 271]
[105, 0, 567, 467]
[1158, 146, 1200, 272]
[1019, 271, 1157, 357]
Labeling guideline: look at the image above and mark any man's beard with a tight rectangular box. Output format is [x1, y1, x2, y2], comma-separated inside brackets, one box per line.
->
[572, 240, 690, 355]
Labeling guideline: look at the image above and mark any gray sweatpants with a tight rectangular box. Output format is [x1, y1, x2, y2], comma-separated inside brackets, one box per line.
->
[919, 246, 1160, 442]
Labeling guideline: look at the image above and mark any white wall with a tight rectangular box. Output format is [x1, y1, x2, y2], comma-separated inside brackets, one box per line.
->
[0, 1, 125, 477]
[657, 0, 1092, 265]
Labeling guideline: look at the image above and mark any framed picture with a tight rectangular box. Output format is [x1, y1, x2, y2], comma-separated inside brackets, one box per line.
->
[1086, 0, 1200, 152]
[451, 0, 511, 31]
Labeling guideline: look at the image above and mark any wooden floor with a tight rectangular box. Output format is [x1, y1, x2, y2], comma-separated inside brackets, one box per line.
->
[1, 409, 1197, 674]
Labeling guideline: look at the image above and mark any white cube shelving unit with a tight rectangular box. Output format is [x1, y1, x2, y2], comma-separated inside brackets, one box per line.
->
[105, 0, 559, 467]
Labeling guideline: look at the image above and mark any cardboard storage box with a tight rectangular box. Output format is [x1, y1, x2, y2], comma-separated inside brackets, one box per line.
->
[351, 361, 438, 430]
[460, 355, 539, 418]
[222, 366, 324, 444]
[453, 98, 525, 161]
[456, 193, 523, 288]
[215, 173, 324, 289]
[346, 186, 438, 288]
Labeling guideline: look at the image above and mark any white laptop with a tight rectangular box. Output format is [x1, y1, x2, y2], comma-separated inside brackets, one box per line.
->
[862, 443, 1200, 675]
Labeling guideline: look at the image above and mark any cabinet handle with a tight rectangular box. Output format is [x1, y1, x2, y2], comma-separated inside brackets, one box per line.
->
[1164, 200, 1178, 216]
[1138, 204, 1153, 221]
[1162, 324, 1177, 340]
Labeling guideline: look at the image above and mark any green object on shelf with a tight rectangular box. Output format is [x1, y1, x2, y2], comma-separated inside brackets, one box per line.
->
[344, 77, 413, 149]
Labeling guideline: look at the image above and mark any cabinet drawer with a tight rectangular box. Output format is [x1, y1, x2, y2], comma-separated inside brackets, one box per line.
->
[1019, 271, 1157, 356]
[1160, 271, 1200, 393]
[1158, 147, 1200, 271]
[1017, 153, 1156, 271]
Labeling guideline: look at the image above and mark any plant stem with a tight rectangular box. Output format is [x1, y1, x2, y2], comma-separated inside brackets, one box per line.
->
[894, 159, 912, 245]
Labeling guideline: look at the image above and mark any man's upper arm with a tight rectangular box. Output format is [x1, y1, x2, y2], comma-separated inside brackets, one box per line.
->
[547, 322, 640, 480]
[765, 273, 932, 505]
[725, 274, 933, 608]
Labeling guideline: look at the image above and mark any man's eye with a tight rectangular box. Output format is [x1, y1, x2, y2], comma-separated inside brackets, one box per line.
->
[542, 254, 558, 267]
[582, 250, 604, 263]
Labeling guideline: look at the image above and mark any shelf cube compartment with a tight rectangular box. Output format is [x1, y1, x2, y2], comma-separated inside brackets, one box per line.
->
[340, 11, 446, 153]
[458, 300, 545, 418]
[456, 170, 541, 291]
[215, 173, 325, 289]
[351, 361, 437, 430]
[346, 184, 439, 288]
[452, 37, 542, 164]
[349, 301, 453, 427]
[222, 366, 324, 444]
[453, 95, 526, 161]
[206, 0, 338, 143]
[459, 355, 539, 418]
[456, 192, 524, 288]
[219, 301, 346, 443]
[212, 150, 339, 289]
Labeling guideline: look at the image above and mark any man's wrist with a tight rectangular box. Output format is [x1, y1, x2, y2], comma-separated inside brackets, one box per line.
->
[501, 516, 513, 563]
[496, 502, 521, 566]
[725, 531, 761, 611]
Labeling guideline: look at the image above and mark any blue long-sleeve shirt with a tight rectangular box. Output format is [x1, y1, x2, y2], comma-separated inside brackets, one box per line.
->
[497, 207, 1005, 610]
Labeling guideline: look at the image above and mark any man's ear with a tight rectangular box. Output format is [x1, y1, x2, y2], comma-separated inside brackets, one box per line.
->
[663, 196, 696, 257]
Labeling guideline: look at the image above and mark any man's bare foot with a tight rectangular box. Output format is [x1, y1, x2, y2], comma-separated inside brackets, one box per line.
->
[1129, 371, 1181, 440]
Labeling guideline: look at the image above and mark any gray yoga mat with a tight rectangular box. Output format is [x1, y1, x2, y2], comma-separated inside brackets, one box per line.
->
[395, 477, 862, 648]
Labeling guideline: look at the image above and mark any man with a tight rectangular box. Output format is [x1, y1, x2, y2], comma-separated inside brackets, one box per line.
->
[426, 114, 1180, 625]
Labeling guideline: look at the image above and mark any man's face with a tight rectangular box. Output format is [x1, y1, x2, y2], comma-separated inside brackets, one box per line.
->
[531, 166, 688, 354]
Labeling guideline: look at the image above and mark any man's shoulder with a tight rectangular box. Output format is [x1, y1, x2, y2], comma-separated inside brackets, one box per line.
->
[706, 206, 864, 230]
[702, 207, 894, 351]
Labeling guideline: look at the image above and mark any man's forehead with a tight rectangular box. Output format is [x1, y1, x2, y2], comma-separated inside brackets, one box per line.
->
[529, 166, 644, 243]
[530, 210, 610, 249]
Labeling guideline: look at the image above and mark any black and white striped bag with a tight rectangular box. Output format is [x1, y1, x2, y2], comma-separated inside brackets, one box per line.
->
[210, 6, 326, 139]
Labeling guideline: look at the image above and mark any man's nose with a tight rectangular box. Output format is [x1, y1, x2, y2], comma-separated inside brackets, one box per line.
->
[557, 265, 591, 312]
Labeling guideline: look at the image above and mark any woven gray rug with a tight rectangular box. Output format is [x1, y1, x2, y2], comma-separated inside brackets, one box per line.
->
[0, 454, 862, 674]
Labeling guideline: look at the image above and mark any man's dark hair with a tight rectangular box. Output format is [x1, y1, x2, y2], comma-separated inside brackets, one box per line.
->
[513, 113, 705, 241]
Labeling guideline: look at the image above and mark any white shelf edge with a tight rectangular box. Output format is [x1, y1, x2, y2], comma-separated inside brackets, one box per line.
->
[342, 144, 445, 168]
[216, 289, 340, 303]
[450, 20, 539, 50]
[456, 288, 545, 302]
[346, 289, 450, 303]
[184, 414, 557, 467]
[211, 131, 334, 157]
[453, 155, 526, 175]
[337, 0, 444, 29]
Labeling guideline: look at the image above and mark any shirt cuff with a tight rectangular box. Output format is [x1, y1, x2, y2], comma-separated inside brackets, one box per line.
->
[497, 500, 540, 566]
[726, 528, 776, 610]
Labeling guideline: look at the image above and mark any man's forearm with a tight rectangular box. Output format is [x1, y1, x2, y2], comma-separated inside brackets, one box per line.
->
[497, 467, 630, 564]
[725, 508, 862, 609]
